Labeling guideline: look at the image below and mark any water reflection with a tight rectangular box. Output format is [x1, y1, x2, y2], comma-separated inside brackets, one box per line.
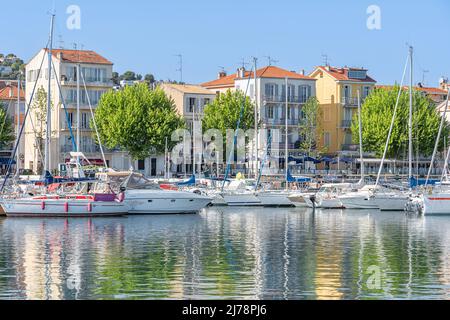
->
[0, 208, 449, 300]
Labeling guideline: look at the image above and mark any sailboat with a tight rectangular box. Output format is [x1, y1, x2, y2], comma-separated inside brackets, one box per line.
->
[369, 46, 415, 211]
[0, 15, 127, 218]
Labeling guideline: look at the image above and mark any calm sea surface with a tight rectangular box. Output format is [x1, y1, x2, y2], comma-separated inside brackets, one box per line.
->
[0, 207, 449, 300]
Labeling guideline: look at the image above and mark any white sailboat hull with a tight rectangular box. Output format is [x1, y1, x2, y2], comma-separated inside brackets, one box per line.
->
[371, 194, 409, 211]
[222, 193, 262, 206]
[125, 190, 212, 214]
[339, 195, 379, 209]
[1, 198, 127, 218]
[303, 195, 344, 209]
[255, 192, 294, 207]
[288, 193, 313, 207]
[422, 193, 450, 215]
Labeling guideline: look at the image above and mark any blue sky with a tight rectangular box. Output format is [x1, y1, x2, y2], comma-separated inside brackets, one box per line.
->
[1, 0, 449, 86]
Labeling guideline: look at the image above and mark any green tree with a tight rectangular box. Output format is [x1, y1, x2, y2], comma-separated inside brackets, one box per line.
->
[112, 72, 120, 85]
[298, 97, 324, 156]
[0, 103, 15, 150]
[202, 90, 255, 137]
[352, 86, 448, 158]
[30, 87, 53, 173]
[94, 84, 185, 159]
[144, 74, 155, 84]
[120, 71, 138, 81]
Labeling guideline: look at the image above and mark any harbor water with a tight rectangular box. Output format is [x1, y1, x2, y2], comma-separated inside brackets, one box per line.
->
[0, 207, 449, 300]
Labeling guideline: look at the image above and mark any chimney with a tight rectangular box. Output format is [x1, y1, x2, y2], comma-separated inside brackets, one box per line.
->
[58, 52, 64, 60]
[218, 71, 227, 79]
[301, 69, 305, 76]
[440, 77, 449, 90]
[237, 67, 246, 78]
[325, 65, 331, 72]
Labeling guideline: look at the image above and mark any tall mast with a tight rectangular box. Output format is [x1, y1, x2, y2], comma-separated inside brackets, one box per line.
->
[76, 63, 81, 154]
[253, 57, 259, 179]
[408, 46, 414, 182]
[285, 77, 289, 191]
[357, 90, 364, 183]
[44, 14, 55, 174]
[193, 99, 197, 176]
[16, 75, 21, 175]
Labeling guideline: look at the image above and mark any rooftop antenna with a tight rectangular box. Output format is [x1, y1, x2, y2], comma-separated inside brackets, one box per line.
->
[322, 54, 330, 66]
[264, 56, 278, 66]
[239, 58, 249, 69]
[57, 35, 65, 49]
[422, 69, 429, 86]
[175, 54, 183, 83]
[218, 66, 225, 72]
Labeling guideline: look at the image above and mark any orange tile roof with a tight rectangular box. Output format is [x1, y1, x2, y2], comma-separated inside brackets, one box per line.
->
[314, 66, 376, 83]
[0, 81, 25, 101]
[202, 66, 314, 88]
[376, 85, 447, 94]
[46, 49, 113, 65]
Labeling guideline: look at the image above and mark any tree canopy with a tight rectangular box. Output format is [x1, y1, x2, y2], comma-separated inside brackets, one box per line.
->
[352, 86, 448, 158]
[202, 90, 255, 136]
[94, 83, 185, 159]
[298, 97, 324, 156]
[0, 103, 15, 150]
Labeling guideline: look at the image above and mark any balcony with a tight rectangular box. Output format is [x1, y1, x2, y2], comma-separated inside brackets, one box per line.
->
[341, 96, 368, 107]
[60, 76, 113, 87]
[263, 118, 299, 126]
[341, 144, 359, 152]
[61, 144, 101, 154]
[341, 120, 353, 128]
[263, 95, 308, 104]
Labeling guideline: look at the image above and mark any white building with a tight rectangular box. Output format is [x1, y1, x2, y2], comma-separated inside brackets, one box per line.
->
[160, 83, 216, 175]
[25, 49, 117, 173]
[202, 66, 317, 173]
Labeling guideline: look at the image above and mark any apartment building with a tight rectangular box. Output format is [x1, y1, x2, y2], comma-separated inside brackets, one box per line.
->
[24, 49, 114, 173]
[159, 83, 216, 175]
[309, 66, 377, 156]
[202, 66, 316, 171]
[0, 80, 25, 171]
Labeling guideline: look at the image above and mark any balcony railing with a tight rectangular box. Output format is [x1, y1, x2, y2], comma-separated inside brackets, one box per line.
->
[341, 144, 359, 152]
[61, 76, 113, 87]
[61, 144, 101, 154]
[263, 95, 308, 104]
[263, 118, 299, 126]
[341, 96, 368, 107]
[341, 120, 353, 128]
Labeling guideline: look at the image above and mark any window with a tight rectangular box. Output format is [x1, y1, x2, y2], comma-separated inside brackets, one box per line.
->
[67, 112, 74, 128]
[81, 113, 89, 129]
[363, 86, 371, 98]
[187, 97, 196, 113]
[265, 83, 278, 98]
[267, 106, 274, 119]
[81, 67, 107, 83]
[299, 85, 311, 103]
[281, 85, 295, 100]
[138, 160, 145, 171]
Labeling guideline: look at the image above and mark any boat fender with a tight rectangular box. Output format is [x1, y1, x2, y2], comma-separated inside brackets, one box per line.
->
[87, 203, 92, 212]
[64, 202, 69, 213]
[41, 201, 45, 210]
[117, 193, 125, 203]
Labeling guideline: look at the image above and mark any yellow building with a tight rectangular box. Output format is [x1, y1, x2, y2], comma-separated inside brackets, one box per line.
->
[309, 66, 376, 156]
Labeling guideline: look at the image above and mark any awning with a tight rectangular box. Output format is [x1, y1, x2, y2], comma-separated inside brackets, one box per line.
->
[65, 158, 105, 166]
[0, 158, 16, 165]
